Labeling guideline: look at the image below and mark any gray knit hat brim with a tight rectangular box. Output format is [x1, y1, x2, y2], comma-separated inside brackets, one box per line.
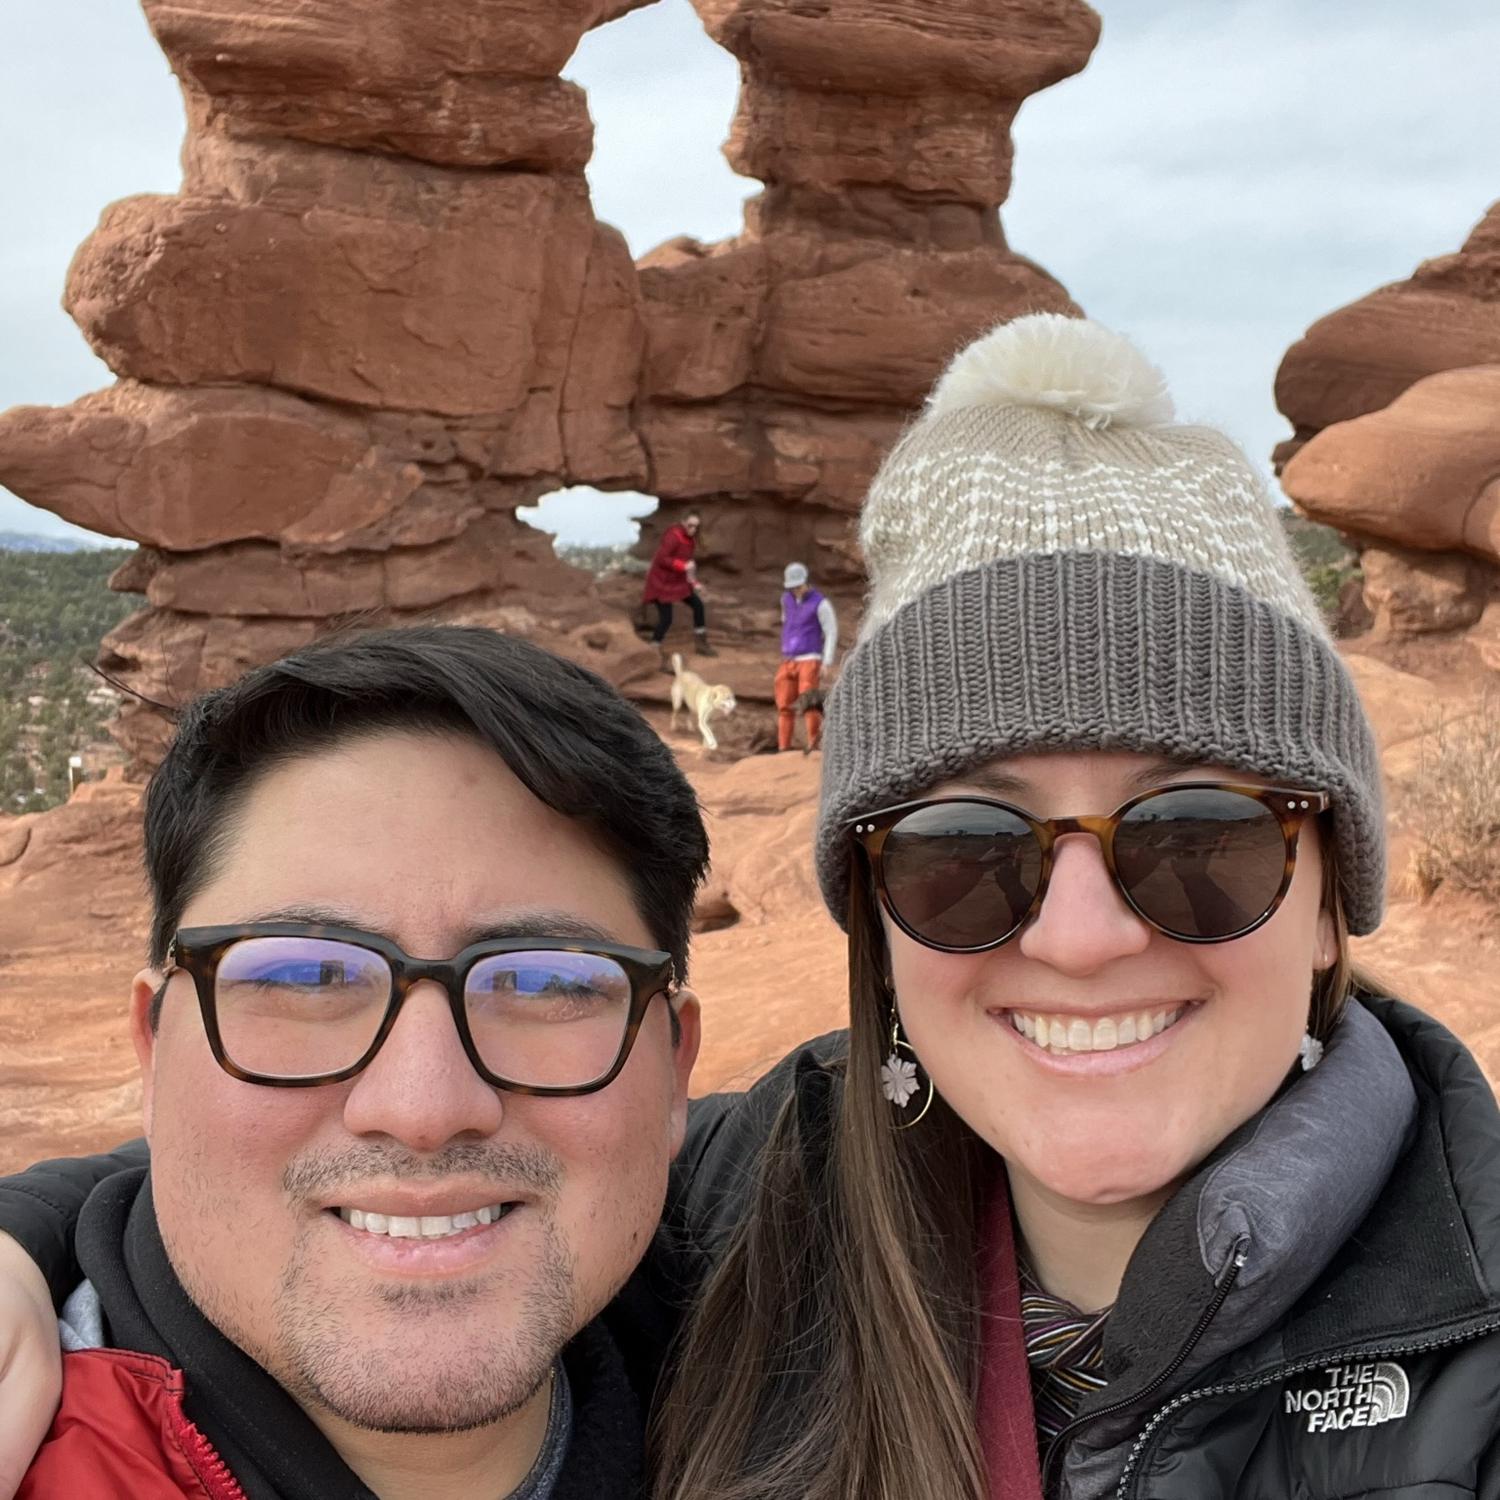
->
[817, 551, 1385, 935]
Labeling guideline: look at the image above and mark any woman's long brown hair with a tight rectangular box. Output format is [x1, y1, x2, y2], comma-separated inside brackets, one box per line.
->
[652, 839, 1361, 1500]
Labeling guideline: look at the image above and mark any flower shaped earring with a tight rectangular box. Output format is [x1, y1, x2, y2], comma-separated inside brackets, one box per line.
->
[882, 1008, 934, 1128]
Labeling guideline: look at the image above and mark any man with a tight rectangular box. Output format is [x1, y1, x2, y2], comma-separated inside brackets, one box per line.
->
[773, 562, 837, 753]
[642, 512, 715, 669]
[2, 625, 707, 1499]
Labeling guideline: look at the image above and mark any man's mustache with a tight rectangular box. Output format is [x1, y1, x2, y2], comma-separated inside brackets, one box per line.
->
[282, 1141, 562, 1199]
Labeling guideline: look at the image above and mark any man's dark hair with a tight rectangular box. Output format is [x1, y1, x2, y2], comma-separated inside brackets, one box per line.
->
[145, 625, 708, 1018]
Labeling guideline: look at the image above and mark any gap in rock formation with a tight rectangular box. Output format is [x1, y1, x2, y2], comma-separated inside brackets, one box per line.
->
[518, 485, 659, 553]
[0, 0, 1103, 774]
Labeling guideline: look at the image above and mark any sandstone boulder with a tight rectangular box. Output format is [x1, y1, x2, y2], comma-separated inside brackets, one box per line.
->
[68, 138, 644, 463]
[1280, 365, 1500, 564]
[1275, 202, 1500, 464]
[1359, 544, 1494, 638]
[127, 511, 570, 618]
[694, 0, 1100, 205]
[142, 0, 657, 170]
[0, 383, 421, 549]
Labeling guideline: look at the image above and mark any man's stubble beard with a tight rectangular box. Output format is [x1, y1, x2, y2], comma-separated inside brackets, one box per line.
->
[164, 1139, 580, 1437]
[268, 1214, 579, 1434]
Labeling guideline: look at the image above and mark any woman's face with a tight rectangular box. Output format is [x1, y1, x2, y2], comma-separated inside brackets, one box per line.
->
[886, 749, 1336, 1211]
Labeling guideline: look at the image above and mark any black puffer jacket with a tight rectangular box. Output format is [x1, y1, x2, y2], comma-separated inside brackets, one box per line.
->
[6, 997, 1500, 1497]
[666, 996, 1500, 1499]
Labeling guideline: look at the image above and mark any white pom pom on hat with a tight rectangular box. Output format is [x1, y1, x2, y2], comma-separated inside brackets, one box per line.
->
[927, 312, 1175, 430]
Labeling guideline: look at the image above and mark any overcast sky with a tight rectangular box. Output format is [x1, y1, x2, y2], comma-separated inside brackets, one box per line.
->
[3, 0, 1498, 546]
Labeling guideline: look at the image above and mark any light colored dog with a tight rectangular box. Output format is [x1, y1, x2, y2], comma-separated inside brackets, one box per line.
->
[671, 653, 737, 750]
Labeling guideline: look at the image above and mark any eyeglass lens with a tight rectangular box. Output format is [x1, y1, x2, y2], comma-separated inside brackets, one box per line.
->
[879, 787, 1289, 949]
[213, 938, 635, 1086]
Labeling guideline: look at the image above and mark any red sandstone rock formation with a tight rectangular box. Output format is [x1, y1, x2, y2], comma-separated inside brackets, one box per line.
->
[635, 0, 1098, 591]
[1280, 366, 1500, 568]
[1275, 206, 1500, 660]
[1274, 202, 1500, 469]
[0, 0, 1098, 769]
[1272, 205, 1500, 663]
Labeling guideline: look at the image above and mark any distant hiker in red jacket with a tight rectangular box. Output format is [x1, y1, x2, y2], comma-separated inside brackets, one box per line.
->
[774, 562, 838, 753]
[643, 512, 716, 667]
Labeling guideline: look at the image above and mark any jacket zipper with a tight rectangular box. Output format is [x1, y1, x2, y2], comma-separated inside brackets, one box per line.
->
[1040, 1238, 1247, 1495]
[176, 1415, 252, 1500]
[1112, 1314, 1500, 1498]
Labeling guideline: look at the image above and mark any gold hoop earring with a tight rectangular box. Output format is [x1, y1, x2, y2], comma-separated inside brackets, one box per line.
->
[881, 1009, 934, 1129]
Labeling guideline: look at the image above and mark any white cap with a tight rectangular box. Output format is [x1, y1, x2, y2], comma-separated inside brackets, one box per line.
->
[783, 562, 809, 588]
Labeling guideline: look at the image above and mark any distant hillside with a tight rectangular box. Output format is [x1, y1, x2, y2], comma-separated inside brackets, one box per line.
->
[0, 531, 106, 554]
[0, 547, 140, 811]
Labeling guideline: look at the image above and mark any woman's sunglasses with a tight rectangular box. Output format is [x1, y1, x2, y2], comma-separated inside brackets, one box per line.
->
[850, 782, 1329, 953]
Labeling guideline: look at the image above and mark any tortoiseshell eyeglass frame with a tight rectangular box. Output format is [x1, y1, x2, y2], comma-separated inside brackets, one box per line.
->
[163, 922, 676, 1093]
[848, 781, 1332, 953]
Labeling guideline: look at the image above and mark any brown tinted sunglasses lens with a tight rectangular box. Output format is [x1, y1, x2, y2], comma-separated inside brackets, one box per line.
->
[881, 801, 1042, 949]
[1111, 787, 1288, 939]
[880, 788, 1292, 949]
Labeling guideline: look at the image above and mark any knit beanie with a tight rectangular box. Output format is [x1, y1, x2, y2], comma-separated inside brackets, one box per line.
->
[816, 314, 1385, 934]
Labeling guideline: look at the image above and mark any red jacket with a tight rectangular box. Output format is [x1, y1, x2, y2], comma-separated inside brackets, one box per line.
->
[642, 524, 697, 604]
[19, 1348, 248, 1500]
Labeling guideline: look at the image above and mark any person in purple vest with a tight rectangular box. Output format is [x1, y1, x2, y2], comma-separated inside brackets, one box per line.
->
[775, 562, 838, 753]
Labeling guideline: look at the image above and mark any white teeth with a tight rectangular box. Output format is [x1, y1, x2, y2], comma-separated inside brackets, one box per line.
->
[1010, 1005, 1186, 1055]
[337, 1204, 506, 1239]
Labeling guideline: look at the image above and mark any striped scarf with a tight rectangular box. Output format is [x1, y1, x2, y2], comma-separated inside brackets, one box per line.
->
[1018, 1262, 1111, 1445]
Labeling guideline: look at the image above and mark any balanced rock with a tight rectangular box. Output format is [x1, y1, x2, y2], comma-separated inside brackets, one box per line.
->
[635, 0, 1098, 592]
[1275, 202, 1500, 466]
[1280, 364, 1500, 566]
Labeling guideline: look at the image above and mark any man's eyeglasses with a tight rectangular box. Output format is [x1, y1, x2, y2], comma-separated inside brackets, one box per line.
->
[164, 924, 675, 1093]
[850, 782, 1330, 953]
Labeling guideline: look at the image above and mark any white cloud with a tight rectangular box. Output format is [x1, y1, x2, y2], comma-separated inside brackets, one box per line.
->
[4, 0, 1498, 543]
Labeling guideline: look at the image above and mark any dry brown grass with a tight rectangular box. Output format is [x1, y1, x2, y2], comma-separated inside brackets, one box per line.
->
[1405, 690, 1500, 904]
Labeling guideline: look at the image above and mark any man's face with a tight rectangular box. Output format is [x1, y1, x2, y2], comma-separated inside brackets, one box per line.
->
[132, 729, 699, 1435]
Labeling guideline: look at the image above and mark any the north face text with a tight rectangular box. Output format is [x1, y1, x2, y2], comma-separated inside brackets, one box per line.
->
[1285, 1361, 1410, 1434]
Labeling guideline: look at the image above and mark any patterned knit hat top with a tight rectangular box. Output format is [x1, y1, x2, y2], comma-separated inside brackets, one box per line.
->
[816, 313, 1384, 934]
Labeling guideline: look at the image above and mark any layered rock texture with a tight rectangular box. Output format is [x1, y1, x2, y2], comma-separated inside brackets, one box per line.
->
[634, 0, 1097, 589]
[1276, 204, 1500, 658]
[0, 0, 1097, 768]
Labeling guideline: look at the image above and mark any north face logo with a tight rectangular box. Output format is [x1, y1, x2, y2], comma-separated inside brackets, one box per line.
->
[1285, 1361, 1410, 1434]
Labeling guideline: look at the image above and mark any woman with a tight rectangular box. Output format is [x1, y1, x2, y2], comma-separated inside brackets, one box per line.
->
[3, 318, 1499, 1499]
[650, 316, 1500, 1497]
[642, 510, 715, 666]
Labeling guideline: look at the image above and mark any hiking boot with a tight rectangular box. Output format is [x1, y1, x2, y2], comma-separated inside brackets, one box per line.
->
[693, 629, 719, 658]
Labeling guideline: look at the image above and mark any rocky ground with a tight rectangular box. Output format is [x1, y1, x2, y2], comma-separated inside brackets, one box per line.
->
[1, 645, 1496, 1173]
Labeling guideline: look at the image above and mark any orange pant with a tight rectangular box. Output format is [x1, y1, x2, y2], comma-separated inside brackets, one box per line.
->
[774, 658, 823, 751]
